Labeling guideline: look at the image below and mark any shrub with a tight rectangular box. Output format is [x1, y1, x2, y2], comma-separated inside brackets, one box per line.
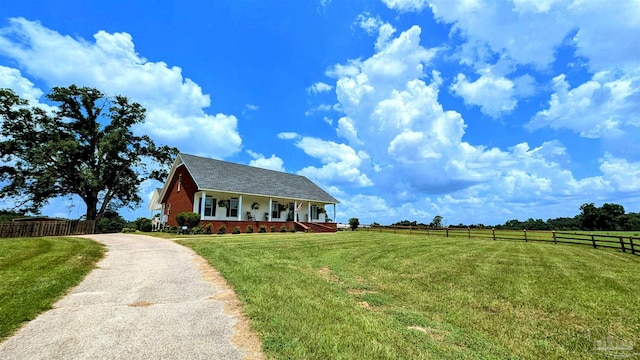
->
[96, 210, 127, 233]
[280, 225, 287, 233]
[121, 227, 136, 233]
[175, 212, 200, 229]
[289, 227, 296, 233]
[232, 226, 241, 234]
[246, 225, 254, 233]
[203, 223, 213, 234]
[259, 225, 266, 233]
[134, 217, 152, 232]
[349, 217, 360, 231]
[217, 224, 227, 235]
[270, 225, 276, 233]
[191, 226, 202, 235]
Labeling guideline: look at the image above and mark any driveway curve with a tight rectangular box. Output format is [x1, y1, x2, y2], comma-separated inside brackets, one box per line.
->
[0, 233, 263, 360]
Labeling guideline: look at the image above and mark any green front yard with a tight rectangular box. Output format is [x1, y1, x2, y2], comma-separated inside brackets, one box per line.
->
[0, 237, 104, 340]
[180, 231, 639, 359]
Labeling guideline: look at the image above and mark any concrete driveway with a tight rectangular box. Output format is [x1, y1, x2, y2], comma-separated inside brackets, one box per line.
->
[0, 233, 263, 360]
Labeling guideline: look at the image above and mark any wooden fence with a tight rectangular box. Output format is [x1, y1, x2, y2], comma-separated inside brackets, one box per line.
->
[363, 225, 639, 256]
[0, 220, 95, 238]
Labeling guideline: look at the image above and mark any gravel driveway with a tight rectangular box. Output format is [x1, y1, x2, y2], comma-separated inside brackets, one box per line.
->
[0, 233, 263, 360]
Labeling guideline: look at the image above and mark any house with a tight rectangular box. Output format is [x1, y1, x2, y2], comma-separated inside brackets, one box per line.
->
[157, 153, 339, 233]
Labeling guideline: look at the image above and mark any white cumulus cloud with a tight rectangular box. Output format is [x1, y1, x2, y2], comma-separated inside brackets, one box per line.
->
[0, 66, 43, 103]
[304, 104, 333, 116]
[247, 151, 286, 172]
[381, 0, 430, 13]
[530, 71, 640, 139]
[277, 132, 299, 140]
[284, 136, 373, 187]
[0, 17, 242, 158]
[450, 72, 517, 117]
[306, 81, 333, 95]
[319, 18, 639, 225]
[384, 0, 640, 72]
[382, 0, 640, 130]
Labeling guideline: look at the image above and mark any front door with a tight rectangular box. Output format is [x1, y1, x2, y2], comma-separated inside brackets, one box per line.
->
[287, 202, 294, 221]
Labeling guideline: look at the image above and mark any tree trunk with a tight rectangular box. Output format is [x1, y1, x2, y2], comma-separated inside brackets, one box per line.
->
[85, 196, 98, 220]
[95, 190, 115, 228]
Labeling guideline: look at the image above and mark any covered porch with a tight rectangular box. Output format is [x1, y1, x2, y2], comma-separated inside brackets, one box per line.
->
[189, 190, 338, 232]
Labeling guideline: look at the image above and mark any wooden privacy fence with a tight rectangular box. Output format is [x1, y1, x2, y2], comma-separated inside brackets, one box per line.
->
[364, 225, 639, 256]
[0, 220, 95, 238]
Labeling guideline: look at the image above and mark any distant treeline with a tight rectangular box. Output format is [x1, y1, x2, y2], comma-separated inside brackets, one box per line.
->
[0, 210, 27, 222]
[389, 203, 640, 231]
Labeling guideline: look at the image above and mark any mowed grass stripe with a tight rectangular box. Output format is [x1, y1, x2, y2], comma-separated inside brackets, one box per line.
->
[0, 237, 105, 340]
[179, 232, 639, 359]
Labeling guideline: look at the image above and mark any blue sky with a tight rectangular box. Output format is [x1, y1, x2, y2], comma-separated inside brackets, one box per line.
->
[1, 0, 639, 225]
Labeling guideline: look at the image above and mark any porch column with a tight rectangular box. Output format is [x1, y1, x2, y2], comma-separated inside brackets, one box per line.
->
[238, 195, 243, 221]
[333, 203, 336, 223]
[308, 202, 311, 222]
[200, 192, 206, 220]
[268, 198, 273, 221]
[294, 200, 297, 222]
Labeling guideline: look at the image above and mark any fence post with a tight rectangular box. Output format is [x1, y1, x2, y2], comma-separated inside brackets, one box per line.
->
[552, 230, 556, 244]
[427, 228, 430, 236]
[591, 234, 596, 249]
[524, 229, 527, 242]
[394, 225, 396, 234]
[409, 225, 412, 235]
[492, 228, 496, 241]
[619, 236, 626, 253]
[629, 237, 635, 255]
[446, 228, 449, 238]
[467, 227, 470, 239]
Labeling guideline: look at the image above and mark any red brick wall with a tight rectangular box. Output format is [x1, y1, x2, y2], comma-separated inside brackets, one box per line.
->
[196, 221, 336, 233]
[198, 221, 297, 234]
[162, 165, 198, 226]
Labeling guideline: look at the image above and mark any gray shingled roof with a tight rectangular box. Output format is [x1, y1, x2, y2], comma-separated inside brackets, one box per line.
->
[178, 153, 339, 203]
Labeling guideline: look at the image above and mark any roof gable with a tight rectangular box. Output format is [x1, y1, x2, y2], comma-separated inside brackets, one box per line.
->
[176, 153, 339, 203]
[148, 188, 163, 211]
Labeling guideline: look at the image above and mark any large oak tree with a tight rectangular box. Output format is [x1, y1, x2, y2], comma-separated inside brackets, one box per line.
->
[0, 85, 177, 225]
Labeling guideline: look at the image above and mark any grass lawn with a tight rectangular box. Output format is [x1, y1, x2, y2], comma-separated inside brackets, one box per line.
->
[179, 231, 640, 359]
[0, 237, 104, 341]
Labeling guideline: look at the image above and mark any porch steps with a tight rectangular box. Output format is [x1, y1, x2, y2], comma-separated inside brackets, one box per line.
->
[310, 223, 336, 232]
[294, 222, 311, 232]
[295, 222, 336, 233]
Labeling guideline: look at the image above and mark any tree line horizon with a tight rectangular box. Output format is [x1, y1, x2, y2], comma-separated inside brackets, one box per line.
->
[384, 203, 640, 231]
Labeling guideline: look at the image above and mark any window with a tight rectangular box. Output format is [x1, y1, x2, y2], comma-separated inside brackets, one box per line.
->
[198, 196, 216, 217]
[178, 174, 182, 192]
[271, 202, 280, 219]
[311, 205, 319, 220]
[227, 198, 239, 217]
